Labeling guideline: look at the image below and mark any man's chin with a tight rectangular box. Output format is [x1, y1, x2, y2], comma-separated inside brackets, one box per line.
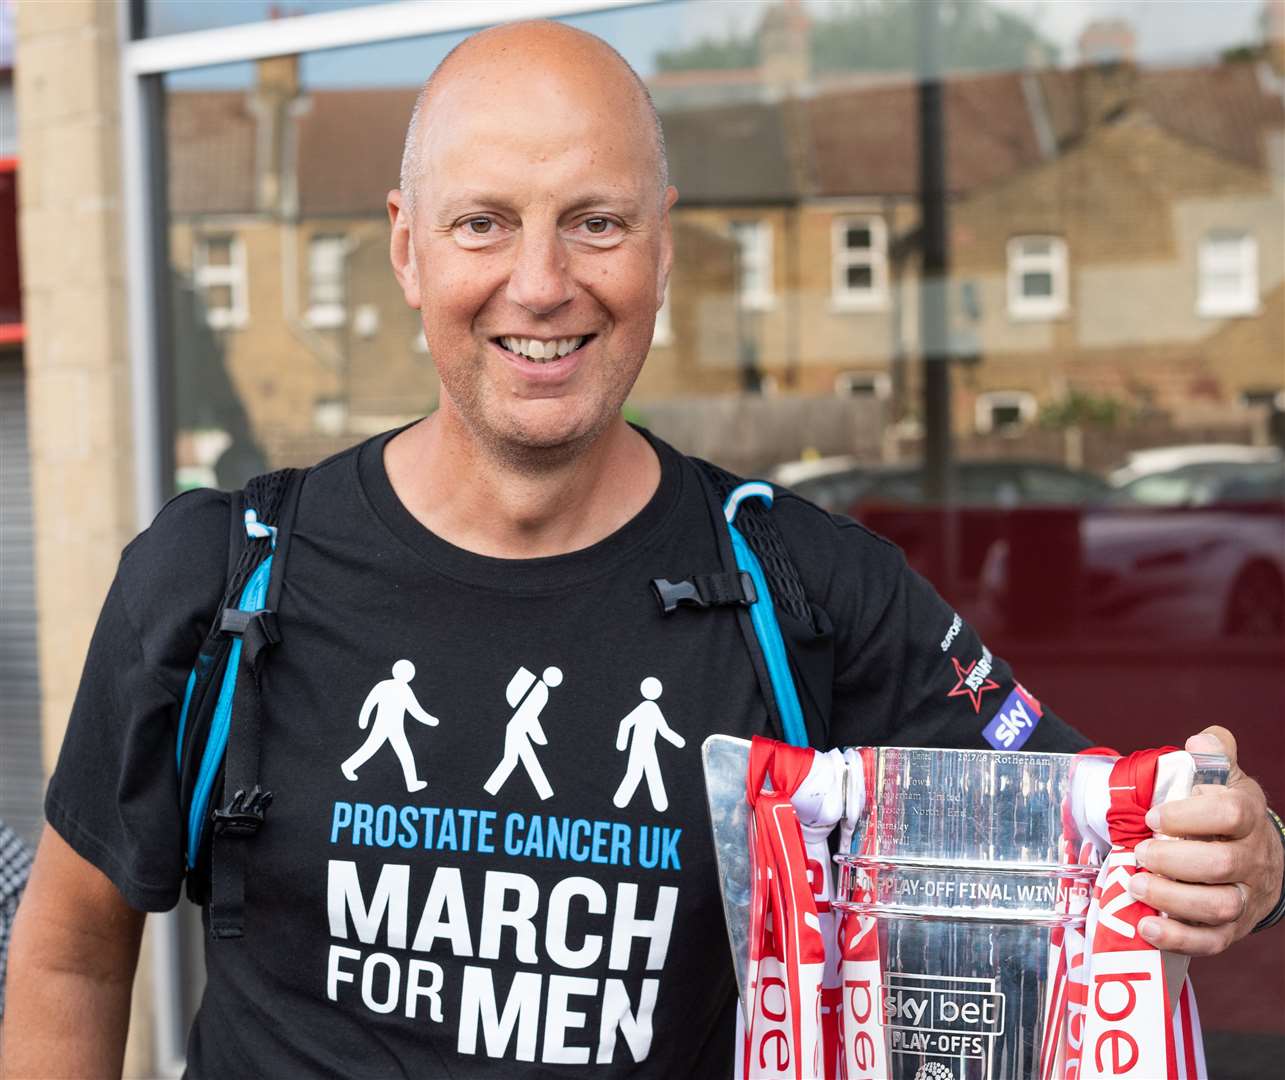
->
[482, 407, 623, 471]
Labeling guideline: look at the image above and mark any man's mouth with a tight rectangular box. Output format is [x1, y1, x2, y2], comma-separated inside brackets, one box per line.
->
[495, 335, 592, 363]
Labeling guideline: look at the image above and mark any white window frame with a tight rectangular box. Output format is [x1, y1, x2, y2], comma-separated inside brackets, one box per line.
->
[831, 215, 888, 309]
[975, 390, 1038, 434]
[305, 233, 348, 328]
[1006, 235, 1068, 321]
[730, 220, 774, 311]
[834, 371, 891, 400]
[1197, 231, 1259, 317]
[193, 233, 248, 330]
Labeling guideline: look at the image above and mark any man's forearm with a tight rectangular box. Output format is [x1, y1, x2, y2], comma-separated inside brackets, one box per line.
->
[2, 943, 136, 1078]
[1, 829, 145, 1079]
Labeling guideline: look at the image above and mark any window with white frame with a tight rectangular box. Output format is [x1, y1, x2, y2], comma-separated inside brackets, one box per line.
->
[834, 371, 891, 399]
[1006, 236, 1067, 320]
[193, 234, 248, 329]
[730, 220, 773, 310]
[831, 216, 888, 307]
[653, 283, 673, 346]
[307, 234, 347, 328]
[1197, 231, 1258, 317]
[975, 390, 1038, 434]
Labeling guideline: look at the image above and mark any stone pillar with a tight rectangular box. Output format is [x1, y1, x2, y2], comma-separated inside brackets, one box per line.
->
[14, 2, 154, 1075]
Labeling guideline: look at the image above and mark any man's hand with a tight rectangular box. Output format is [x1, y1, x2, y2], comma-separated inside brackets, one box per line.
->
[1127, 726, 1284, 956]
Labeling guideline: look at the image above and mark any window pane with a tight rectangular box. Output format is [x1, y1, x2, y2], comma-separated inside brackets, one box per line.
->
[201, 237, 233, 267]
[1203, 232, 1245, 260]
[991, 404, 1022, 428]
[845, 224, 872, 250]
[141, 0, 389, 38]
[204, 284, 233, 310]
[846, 264, 873, 289]
[309, 236, 346, 308]
[1021, 271, 1053, 297]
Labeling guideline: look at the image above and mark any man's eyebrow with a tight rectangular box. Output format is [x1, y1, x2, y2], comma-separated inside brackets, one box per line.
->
[559, 192, 645, 217]
[431, 190, 646, 222]
[431, 192, 516, 222]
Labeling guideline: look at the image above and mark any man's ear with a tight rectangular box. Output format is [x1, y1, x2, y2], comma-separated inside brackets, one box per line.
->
[388, 189, 421, 310]
[657, 185, 679, 305]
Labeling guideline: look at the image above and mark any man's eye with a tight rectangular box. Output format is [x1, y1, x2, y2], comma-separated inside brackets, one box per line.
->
[466, 218, 493, 235]
[583, 217, 613, 235]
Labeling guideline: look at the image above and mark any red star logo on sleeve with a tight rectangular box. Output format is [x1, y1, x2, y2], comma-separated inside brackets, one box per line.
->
[947, 656, 1001, 713]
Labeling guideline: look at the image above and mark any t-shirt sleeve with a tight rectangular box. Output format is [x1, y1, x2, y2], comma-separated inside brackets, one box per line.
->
[776, 496, 1089, 754]
[44, 489, 230, 912]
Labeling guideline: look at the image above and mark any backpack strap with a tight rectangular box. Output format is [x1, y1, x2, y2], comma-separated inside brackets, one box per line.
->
[190, 467, 304, 937]
[677, 458, 830, 749]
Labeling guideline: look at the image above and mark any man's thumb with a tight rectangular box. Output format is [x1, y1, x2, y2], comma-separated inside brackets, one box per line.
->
[1186, 726, 1239, 769]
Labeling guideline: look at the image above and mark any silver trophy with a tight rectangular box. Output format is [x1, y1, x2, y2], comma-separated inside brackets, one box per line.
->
[702, 737, 1228, 1080]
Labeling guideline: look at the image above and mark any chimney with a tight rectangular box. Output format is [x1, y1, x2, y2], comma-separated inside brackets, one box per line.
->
[758, 0, 811, 90]
[1077, 19, 1137, 65]
[250, 53, 300, 215]
[1266, 0, 1285, 73]
[1075, 20, 1138, 126]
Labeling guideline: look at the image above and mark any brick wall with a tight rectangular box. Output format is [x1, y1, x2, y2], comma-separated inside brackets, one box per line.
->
[14, 2, 156, 1074]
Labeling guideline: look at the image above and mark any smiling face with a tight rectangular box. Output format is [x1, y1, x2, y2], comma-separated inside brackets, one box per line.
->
[389, 23, 676, 465]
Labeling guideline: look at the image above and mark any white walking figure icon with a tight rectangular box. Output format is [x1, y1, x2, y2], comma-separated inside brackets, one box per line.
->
[612, 677, 685, 813]
[340, 659, 439, 793]
[483, 665, 562, 801]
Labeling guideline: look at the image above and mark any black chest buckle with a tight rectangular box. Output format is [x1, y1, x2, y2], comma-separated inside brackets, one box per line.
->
[212, 785, 274, 837]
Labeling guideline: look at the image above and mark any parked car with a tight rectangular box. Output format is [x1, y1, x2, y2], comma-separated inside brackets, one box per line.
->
[977, 462, 1285, 639]
[776, 459, 1110, 514]
[1110, 459, 1285, 508]
[1106, 443, 1283, 487]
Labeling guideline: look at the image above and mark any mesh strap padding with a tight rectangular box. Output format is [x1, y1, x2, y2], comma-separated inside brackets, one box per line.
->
[224, 469, 296, 602]
[693, 459, 816, 632]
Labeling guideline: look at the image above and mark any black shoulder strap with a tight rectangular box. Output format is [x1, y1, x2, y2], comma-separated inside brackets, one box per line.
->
[682, 458, 832, 749]
[207, 467, 305, 939]
[692, 459, 816, 631]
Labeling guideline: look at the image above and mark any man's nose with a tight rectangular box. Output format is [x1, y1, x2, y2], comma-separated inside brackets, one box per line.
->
[505, 228, 575, 315]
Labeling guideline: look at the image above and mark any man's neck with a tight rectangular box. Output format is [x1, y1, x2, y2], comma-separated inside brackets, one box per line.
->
[383, 412, 661, 559]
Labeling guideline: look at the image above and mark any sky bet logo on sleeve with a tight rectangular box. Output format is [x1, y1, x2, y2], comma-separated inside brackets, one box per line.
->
[982, 683, 1044, 750]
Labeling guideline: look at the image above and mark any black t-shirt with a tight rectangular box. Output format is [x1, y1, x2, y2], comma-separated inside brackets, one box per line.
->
[46, 427, 1087, 1077]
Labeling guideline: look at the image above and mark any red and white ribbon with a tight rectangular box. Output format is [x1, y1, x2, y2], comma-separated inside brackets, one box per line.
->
[1048, 748, 1207, 1080]
[836, 746, 889, 1080]
[739, 736, 830, 1079]
[738, 740, 886, 1080]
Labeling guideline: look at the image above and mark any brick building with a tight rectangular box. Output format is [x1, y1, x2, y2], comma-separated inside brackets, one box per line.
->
[167, 52, 1283, 470]
[652, 56, 1284, 434]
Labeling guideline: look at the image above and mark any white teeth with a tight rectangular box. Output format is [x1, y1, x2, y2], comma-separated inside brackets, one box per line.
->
[499, 336, 585, 362]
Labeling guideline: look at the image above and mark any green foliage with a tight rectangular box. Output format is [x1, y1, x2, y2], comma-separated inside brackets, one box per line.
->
[812, 0, 1057, 74]
[1039, 391, 1127, 431]
[656, 32, 759, 73]
[654, 0, 1057, 76]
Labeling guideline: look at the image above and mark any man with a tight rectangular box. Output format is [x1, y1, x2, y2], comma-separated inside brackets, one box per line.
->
[4, 20, 1282, 1078]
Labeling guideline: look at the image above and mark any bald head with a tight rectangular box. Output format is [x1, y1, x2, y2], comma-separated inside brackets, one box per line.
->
[398, 21, 668, 217]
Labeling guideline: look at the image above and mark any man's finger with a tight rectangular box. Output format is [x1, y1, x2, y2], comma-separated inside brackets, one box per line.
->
[1138, 914, 1237, 958]
[1128, 872, 1248, 927]
[1148, 787, 1260, 839]
[1136, 836, 1248, 884]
